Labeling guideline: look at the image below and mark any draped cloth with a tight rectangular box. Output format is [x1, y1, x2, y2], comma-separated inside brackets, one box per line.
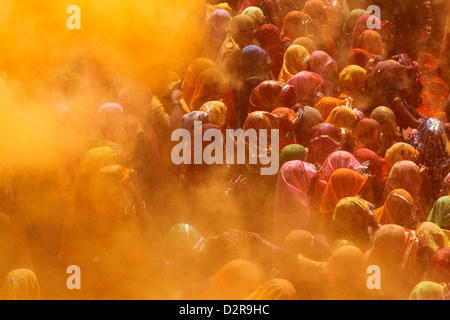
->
[412, 118, 450, 199]
[256, 24, 285, 79]
[309, 50, 339, 97]
[353, 118, 382, 155]
[1, 269, 40, 300]
[409, 281, 447, 300]
[287, 71, 324, 107]
[274, 160, 317, 244]
[246, 279, 298, 300]
[363, 224, 426, 299]
[325, 105, 358, 130]
[182, 59, 217, 107]
[425, 248, 450, 284]
[248, 80, 294, 113]
[374, 189, 419, 230]
[204, 259, 263, 300]
[331, 197, 379, 251]
[319, 168, 368, 218]
[354, 30, 385, 56]
[427, 196, 450, 230]
[383, 142, 419, 182]
[314, 97, 347, 120]
[280, 11, 307, 43]
[317, 151, 361, 186]
[278, 45, 311, 83]
[307, 123, 342, 166]
[416, 222, 450, 260]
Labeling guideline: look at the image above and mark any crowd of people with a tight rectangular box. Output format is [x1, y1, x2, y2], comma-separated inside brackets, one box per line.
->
[1, 0, 450, 300]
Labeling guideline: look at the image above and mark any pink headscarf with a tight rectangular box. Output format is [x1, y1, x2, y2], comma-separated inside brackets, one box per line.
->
[309, 50, 338, 97]
[287, 71, 324, 106]
[317, 150, 361, 185]
[274, 160, 317, 245]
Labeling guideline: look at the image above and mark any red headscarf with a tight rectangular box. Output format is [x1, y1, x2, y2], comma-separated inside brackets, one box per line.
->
[248, 80, 294, 113]
[354, 118, 382, 155]
[280, 11, 307, 43]
[256, 24, 285, 79]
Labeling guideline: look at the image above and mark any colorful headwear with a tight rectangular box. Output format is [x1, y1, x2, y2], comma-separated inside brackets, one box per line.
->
[278, 45, 311, 83]
[332, 197, 378, 251]
[412, 118, 450, 187]
[320, 168, 368, 217]
[374, 189, 418, 230]
[427, 196, 450, 230]
[280, 11, 306, 43]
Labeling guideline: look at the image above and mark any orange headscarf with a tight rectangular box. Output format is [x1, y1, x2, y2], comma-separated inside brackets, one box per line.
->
[374, 189, 419, 230]
[355, 30, 385, 56]
[204, 259, 263, 300]
[339, 65, 366, 95]
[325, 105, 358, 130]
[320, 168, 368, 217]
[314, 97, 347, 120]
[280, 11, 307, 43]
[278, 44, 311, 83]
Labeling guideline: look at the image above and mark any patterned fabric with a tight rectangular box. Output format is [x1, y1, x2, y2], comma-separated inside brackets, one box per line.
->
[412, 118, 450, 196]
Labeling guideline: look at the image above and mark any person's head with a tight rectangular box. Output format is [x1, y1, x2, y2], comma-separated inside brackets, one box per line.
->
[1, 269, 40, 300]
[409, 281, 447, 300]
[370, 106, 399, 139]
[230, 15, 256, 49]
[241, 6, 266, 30]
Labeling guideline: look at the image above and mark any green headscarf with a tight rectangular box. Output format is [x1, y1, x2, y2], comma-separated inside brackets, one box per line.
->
[427, 196, 450, 230]
[409, 281, 446, 300]
[343, 9, 368, 35]
[279, 144, 308, 169]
